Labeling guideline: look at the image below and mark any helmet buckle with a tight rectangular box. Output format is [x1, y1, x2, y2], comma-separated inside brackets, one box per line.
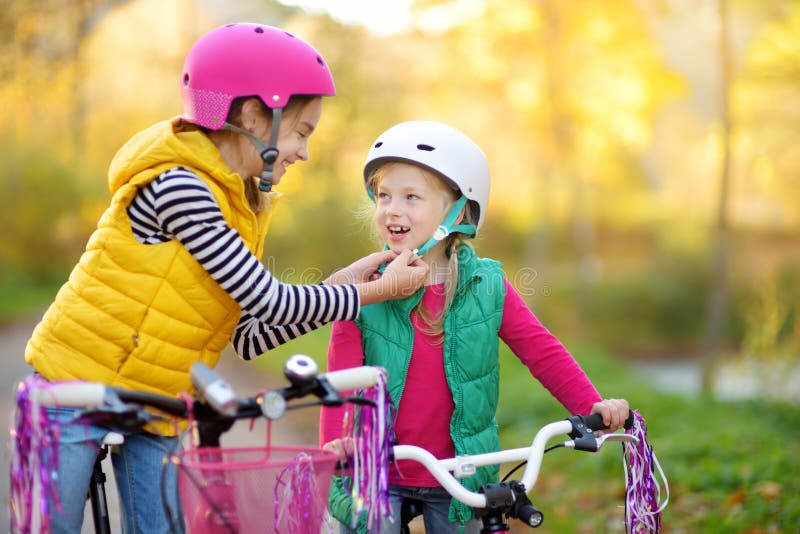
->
[433, 225, 450, 241]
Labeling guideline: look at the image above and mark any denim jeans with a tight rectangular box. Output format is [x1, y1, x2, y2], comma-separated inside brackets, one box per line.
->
[338, 484, 481, 533]
[46, 406, 183, 534]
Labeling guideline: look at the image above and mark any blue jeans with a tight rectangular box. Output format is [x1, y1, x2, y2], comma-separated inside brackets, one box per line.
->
[338, 484, 481, 533]
[46, 406, 184, 534]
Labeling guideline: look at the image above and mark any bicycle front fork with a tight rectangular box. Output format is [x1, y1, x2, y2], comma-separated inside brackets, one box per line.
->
[88, 445, 113, 534]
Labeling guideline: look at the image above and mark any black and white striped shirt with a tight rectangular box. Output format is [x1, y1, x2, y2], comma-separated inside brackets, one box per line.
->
[127, 167, 359, 360]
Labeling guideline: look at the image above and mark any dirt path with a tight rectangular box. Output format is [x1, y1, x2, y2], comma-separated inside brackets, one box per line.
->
[0, 315, 318, 532]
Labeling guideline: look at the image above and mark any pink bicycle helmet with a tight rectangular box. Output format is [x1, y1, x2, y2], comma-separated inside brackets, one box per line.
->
[181, 22, 336, 130]
[181, 23, 335, 191]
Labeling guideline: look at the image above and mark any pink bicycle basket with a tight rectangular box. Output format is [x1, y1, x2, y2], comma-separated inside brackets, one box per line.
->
[176, 446, 338, 533]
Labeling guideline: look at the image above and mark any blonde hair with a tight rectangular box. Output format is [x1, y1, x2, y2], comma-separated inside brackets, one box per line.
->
[366, 163, 478, 343]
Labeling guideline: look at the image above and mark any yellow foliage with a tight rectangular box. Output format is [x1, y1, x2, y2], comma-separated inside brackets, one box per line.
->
[1, 0, 799, 284]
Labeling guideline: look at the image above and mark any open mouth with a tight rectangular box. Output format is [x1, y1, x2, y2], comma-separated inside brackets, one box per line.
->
[388, 225, 410, 236]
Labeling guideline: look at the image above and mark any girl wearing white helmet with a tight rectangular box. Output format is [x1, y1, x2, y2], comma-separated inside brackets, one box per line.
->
[321, 121, 629, 533]
[22, 24, 426, 533]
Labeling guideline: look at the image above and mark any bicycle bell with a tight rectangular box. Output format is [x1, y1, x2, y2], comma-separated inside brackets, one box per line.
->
[284, 353, 318, 386]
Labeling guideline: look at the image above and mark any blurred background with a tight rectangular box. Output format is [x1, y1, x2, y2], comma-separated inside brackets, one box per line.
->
[1, 0, 798, 532]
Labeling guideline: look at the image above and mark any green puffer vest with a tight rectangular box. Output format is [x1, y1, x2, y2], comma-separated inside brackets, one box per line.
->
[329, 245, 506, 528]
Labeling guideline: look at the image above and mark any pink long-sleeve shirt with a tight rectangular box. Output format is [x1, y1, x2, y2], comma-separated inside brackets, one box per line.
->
[320, 278, 601, 487]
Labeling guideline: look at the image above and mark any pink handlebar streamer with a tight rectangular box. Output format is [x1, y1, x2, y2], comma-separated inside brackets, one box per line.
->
[623, 410, 669, 533]
[10, 375, 62, 533]
[342, 369, 394, 532]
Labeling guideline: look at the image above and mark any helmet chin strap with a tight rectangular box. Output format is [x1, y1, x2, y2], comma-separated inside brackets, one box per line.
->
[222, 107, 283, 192]
[413, 196, 476, 257]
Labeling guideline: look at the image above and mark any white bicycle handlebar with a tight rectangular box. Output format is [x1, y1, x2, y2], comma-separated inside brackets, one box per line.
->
[392, 418, 638, 510]
[31, 382, 107, 407]
[392, 420, 575, 508]
[29, 355, 384, 411]
[323, 365, 383, 391]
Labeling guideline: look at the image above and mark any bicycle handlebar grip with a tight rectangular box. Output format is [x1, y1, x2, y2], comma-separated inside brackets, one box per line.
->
[624, 409, 634, 430]
[583, 410, 635, 431]
[322, 366, 384, 392]
[30, 382, 107, 408]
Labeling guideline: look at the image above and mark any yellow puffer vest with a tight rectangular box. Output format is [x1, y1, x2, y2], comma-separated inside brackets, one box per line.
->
[25, 118, 279, 434]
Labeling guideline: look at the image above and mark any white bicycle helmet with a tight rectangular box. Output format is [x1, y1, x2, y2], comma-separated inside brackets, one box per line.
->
[364, 121, 490, 233]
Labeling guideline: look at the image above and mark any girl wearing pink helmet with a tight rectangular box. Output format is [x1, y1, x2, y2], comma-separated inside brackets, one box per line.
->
[23, 24, 427, 533]
[320, 121, 629, 533]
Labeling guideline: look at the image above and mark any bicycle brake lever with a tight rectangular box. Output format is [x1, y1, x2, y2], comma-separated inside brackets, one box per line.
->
[270, 379, 371, 410]
[335, 396, 376, 407]
[564, 432, 640, 452]
[563, 438, 599, 452]
[595, 433, 639, 449]
[73, 404, 151, 432]
[565, 415, 600, 451]
[313, 378, 345, 406]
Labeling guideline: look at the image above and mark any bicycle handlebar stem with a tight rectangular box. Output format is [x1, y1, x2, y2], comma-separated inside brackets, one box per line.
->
[476, 480, 544, 530]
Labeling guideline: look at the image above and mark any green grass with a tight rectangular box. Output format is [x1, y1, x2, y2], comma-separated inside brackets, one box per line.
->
[249, 323, 334, 375]
[0, 271, 62, 324]
[497, 345, 800, 533]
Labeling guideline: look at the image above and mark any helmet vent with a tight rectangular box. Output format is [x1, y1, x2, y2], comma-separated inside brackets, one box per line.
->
[183, 73, 189, 86]
[254, 27, 264, 34]
[417, 144, 435, 152]
[374, 142, 383, 148]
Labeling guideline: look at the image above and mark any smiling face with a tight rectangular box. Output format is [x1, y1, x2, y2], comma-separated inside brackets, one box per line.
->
[272, 97, 322, 186]
[373, 162, 457, 263]
[234, 96, 322, 186]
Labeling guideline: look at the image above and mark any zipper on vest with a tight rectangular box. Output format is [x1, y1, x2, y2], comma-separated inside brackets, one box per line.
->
[444, 271, 484, 456]
[394, 313, 416, 408]
[444, 327, 464, 451]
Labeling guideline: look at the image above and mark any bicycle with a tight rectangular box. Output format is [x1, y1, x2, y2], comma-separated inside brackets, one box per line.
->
[393, 411, 668, 533]
[10, 354, 385, 534]
[338, 409, 668, 533]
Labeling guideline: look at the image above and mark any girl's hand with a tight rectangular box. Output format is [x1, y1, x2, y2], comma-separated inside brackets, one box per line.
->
[358, 249, 428, 305]
[590, 398, 630, 433]
[322, 437, 354, 460]
[325, 250, 398, 285]
[375, 249, 428, 298]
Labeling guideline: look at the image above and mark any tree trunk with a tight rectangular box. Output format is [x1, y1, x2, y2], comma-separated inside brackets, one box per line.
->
[701, 0, 734, 393]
